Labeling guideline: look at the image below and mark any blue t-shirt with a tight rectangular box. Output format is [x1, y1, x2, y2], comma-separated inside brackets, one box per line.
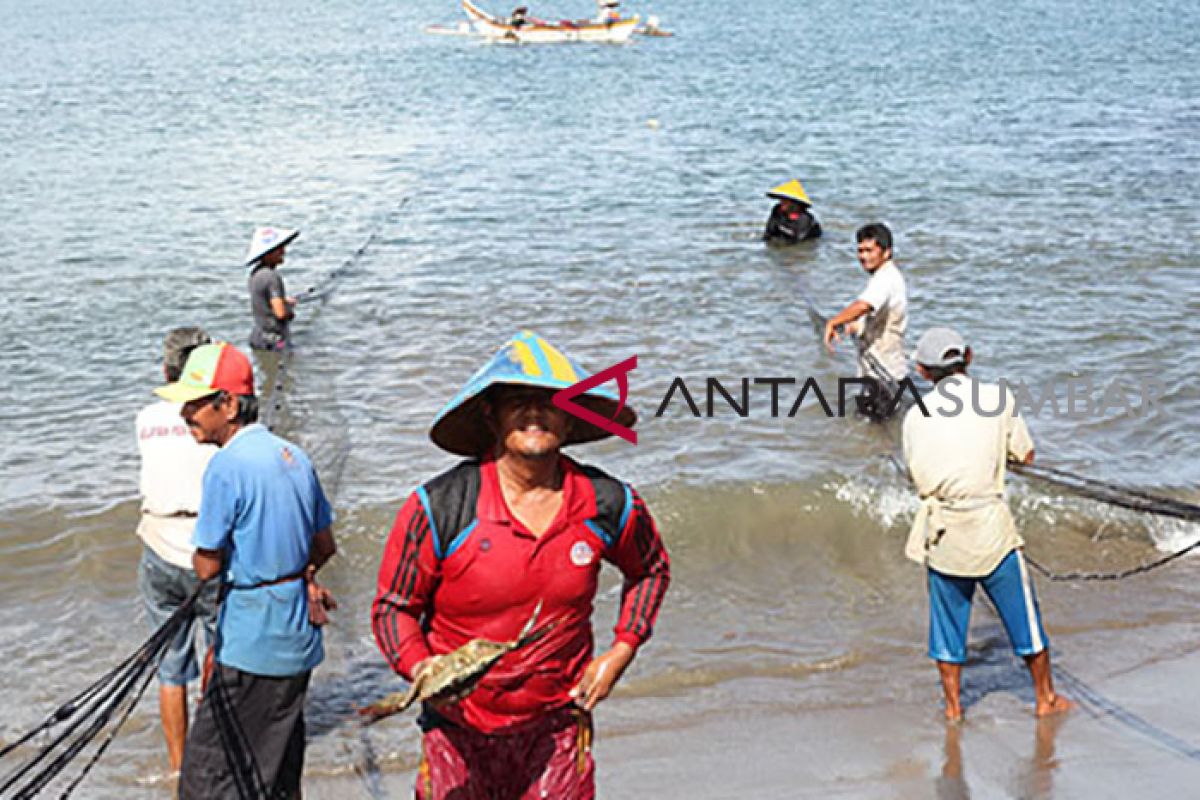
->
[193, 424, 334, 677]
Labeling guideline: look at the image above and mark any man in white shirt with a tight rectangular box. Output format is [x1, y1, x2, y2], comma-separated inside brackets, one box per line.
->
[135, 327, 221, 770]
[901, 327, 1072, 722]
[823, 223, 908, 419]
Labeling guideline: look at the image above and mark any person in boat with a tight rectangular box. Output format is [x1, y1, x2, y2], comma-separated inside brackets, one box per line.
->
[135, 326, 220, 772]
[163, 342, 339, 799]
[596, 0, 621, 23]
[509, 5, 529, 27]
[901, 327, 1074, 722]
[371, 331, 670, 799]
[763, 178, 822, 244]
[823, 222, 907, 420]
[245, 226, 299, 353]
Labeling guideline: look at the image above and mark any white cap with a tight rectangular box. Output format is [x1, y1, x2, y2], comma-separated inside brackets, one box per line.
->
[244, 226, 299, 266]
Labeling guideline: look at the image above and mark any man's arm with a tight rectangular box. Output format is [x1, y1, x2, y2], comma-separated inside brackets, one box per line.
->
[193, 548, 223, 581]
[192, 469, 235, 581]
[824, 300, 872, 350]
[308, 527, 337, 573]
[573, 487, 670, 710]
[371, 493, 439, 680]
[1006, 400, 1036, 466]
[269, 297, 295, 322]
[268, 271, 295, 321]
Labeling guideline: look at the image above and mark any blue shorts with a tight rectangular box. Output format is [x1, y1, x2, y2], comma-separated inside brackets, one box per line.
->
[137, 546, 220, 686]
[927, 549, 1048, 664]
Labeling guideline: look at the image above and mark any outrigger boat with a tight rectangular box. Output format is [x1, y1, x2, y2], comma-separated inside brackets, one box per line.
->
[461, 0, 639, 43]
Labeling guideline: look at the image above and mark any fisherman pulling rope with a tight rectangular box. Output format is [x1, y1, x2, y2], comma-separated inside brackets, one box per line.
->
[822, 222, 909, 421]
[1, 204, 401, 797]
[899, 326, 1073, 721]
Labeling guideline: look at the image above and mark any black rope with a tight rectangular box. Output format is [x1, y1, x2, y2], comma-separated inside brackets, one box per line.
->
[1012, 462, 1200, 522]
[55, 661, 160, 799]
[0, 584, 204, 798]
[1023, 541, 1200, 583]
[293, 197, 409, 308]
[1055, 667, 1200, 760]
[1010, 462, 1200, 582]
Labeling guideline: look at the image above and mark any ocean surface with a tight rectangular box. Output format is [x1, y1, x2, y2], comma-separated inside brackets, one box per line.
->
[2, 0, 1199, 795]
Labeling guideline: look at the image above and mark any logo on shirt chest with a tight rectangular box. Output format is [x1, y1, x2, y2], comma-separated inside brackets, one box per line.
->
[569, 540, 595, 567]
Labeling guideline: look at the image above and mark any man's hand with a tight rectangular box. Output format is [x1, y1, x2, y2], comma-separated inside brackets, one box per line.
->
[306, 577, 337, 626]
[570, 642, 636, 711]
[823, 321, 841, 351]
[824, 301, 872, 353]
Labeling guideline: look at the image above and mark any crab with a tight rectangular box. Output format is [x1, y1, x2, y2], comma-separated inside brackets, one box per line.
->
[359, 601, 554, 725]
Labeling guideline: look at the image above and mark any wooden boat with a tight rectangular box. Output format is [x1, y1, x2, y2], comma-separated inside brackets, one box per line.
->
[461, 0, 639, 43]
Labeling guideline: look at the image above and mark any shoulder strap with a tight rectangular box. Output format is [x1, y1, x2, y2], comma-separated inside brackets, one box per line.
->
[416, 460, 482, 560]
[575, 461, 633, 550]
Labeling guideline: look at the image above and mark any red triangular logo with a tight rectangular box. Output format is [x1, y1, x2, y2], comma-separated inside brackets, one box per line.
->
[552, 355, 637, 445]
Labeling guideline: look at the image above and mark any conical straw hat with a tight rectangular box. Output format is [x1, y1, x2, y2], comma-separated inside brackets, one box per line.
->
[430, 331, 637, 457]
[244, 226, 300, 265]
[766, 179, 812, 206]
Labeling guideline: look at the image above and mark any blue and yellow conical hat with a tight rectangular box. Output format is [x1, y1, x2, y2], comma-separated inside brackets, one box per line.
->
[431, 331, 637, 456]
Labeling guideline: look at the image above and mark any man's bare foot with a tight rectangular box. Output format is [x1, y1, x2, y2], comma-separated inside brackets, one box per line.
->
[1035, 694, 1075, 717]
[944, 705, 963, 723]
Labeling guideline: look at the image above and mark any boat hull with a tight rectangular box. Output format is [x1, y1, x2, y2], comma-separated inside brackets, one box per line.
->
[462, 0, 638, 43]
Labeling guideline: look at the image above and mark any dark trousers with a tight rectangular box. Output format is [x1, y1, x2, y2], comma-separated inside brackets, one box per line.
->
[178, 664, 311, 800]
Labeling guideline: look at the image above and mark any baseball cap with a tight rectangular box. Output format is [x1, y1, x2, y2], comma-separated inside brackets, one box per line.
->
[162, 327, 211, 376]
[155, 342, 255, 403]
[914, 327, 967, 369]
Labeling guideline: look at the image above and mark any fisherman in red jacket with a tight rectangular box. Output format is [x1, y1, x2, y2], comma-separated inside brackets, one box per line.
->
[372, 331, 670, 800]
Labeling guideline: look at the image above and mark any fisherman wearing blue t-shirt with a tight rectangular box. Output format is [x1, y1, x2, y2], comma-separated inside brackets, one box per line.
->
[156, 341, 337, 799]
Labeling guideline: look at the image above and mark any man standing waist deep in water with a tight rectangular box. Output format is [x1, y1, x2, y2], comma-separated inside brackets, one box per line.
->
[245, 226, 299, 353]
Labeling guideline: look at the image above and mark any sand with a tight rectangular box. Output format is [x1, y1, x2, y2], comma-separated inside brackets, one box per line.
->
[297, 643, 1200, 798]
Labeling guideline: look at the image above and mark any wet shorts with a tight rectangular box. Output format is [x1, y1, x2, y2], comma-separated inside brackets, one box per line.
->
[927, 549, 1048, 664]
[137, 546, 219, 686]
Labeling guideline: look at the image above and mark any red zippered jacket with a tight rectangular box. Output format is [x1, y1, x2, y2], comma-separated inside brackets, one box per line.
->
[371, 456, 669, 734]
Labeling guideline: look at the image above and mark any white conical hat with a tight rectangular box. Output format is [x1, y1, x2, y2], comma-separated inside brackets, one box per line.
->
[244, 226, 300, 265]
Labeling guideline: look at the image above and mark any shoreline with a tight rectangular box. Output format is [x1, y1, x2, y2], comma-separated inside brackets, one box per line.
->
[296, 645, 1200, 798]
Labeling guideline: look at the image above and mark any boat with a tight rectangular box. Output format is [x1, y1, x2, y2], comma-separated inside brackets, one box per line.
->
[461, 0, 639, 43]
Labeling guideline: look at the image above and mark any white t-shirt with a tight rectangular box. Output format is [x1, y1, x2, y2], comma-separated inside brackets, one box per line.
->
[901, 377, 1034, 577]
[135, 401, 216, 568]
[855, 260, 908, 381]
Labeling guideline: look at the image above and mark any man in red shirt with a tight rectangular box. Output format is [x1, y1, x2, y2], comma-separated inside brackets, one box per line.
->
[372, 331, 670, 799]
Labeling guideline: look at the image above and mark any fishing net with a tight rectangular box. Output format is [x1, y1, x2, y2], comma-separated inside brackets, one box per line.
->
[0, 585, 203, 799]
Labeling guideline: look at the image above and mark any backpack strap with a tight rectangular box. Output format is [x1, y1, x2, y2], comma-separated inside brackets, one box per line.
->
[415, 460, 482, 560]
[575, 462, 633, 550]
